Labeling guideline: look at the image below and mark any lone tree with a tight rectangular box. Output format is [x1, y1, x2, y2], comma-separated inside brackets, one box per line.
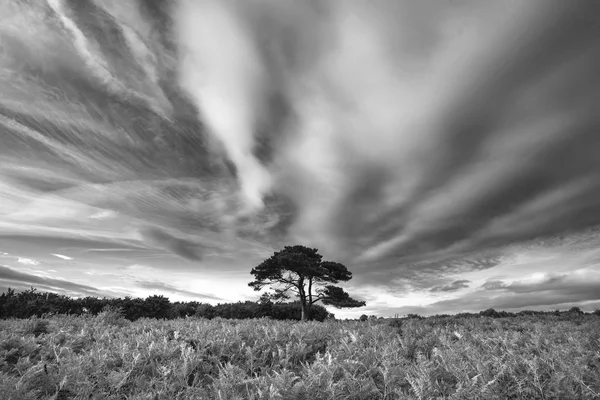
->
[249, 245, 366, 321]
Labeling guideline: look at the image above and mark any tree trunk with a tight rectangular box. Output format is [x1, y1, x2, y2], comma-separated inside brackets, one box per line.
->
[300, 301, 310, 321]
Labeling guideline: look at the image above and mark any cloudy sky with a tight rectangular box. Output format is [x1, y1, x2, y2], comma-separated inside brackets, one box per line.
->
[1, 0, 600, 318]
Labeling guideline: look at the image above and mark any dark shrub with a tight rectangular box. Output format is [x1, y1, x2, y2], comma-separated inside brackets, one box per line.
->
[480, 308, 500, 318]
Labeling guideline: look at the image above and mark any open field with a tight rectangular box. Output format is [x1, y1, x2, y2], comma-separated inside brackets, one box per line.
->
[1, 312, 599, 399]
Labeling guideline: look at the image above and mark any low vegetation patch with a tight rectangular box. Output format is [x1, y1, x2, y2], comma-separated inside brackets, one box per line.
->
[1, 313, 599, 399]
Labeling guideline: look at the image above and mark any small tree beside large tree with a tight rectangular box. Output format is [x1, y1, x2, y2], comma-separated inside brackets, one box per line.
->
[249, 245, 366, 321]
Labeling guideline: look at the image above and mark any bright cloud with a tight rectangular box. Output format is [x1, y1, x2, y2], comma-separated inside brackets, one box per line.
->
[89, 210, 116, 220]
[17, 257, 40, 266]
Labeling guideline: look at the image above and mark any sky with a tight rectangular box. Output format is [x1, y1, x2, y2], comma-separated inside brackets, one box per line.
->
[1, 0, 600, 318]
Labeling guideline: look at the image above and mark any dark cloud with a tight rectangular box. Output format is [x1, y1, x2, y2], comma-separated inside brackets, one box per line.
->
[0, 265, 100, 296]
[139, 227, 204, 261]
[135, 280, 223, 301]
[482, 280, 506, 290]
[430, 280, 470, 293]
[353, 253, 504, 290]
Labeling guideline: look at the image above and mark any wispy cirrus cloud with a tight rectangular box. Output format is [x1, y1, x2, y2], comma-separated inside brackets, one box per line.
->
[139, 226, 204, 261]
[0, 264, 99, 296]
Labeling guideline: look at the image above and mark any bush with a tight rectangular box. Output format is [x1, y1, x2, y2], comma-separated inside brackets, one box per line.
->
[480, 308, 500, 318]
[388, 317, 402, 329]
[97, 305, 128, 327]
[22, 318, 49, 337]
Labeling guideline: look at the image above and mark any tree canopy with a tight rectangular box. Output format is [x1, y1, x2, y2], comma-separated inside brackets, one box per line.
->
[249, 245, 365, 321]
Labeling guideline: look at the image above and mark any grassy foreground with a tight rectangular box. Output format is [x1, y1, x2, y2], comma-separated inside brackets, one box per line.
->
[1, 312, 599, 399]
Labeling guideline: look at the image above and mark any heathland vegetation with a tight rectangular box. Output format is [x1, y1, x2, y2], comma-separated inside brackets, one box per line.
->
[1, 307, 599, 399]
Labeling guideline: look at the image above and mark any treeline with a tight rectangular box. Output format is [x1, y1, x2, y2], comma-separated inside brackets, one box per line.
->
[385, 307, 599, 322]
[357, 307, 600, 323]
[0, 288, 331, 321]
[457, 307, 597, 319]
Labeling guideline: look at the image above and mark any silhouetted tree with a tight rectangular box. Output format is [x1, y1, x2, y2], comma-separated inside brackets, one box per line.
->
[249, 245, 365, 321]
[195, 303, 216, 319]
[144, 295, 171, 319]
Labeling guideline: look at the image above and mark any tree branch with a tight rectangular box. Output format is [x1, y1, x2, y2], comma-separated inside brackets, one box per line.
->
[279, 282, 299, 294]
[278, 277, 299, 287]
[309, 294, 327, 304]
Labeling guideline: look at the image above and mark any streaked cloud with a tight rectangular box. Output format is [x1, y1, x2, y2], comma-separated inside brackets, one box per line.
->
[430, 280, 471, 293]
[0, 264, 99, 296]
[482, 280, 506, 291]
[135, 280, 223, 301]
[0, 0, 599, 316]
[139, 226, 204, 261]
